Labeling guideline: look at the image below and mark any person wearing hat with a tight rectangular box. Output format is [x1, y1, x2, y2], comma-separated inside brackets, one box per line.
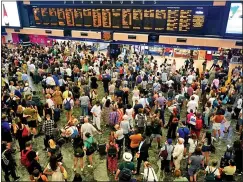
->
[120, 115, 131, 149]
[115, 152, 136, 181]
[160, 138, 174, 173]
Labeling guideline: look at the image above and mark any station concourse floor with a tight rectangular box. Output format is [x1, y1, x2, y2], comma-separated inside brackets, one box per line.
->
[4, 53, 242, 182]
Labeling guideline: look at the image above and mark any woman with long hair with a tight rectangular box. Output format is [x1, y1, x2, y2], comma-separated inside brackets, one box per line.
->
[43, 156, 67, 181]
[101, 99, 112, 127]
[132, 86, 140, 107]
[201, 131, 215, 166]
[106, 138, 119, 174]
[83, 132, 95, 168]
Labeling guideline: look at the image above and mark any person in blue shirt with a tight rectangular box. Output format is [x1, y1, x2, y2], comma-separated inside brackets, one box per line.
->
[52, 72, 59, 86]
[1, 114, 12, 144]
[177, 121, 190, 158]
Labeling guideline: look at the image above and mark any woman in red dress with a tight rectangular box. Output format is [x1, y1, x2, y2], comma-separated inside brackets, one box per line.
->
[106, 138, 119, 174]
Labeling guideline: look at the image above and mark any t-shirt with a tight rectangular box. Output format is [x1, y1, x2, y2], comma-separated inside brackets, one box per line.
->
[177, 127, 190, 139]
[115, 129, 124, 140]
[81, 123, 97, 140]
[79, 96, 90, 106]
[189, 155, 204, 170]
[174, 177, 189, 182]
[205, 166, 220, 176]
[119, 162, 135, 171]
[188, 138, 198, 153]
[237, 98, 242, 109]
[223, 166, 236, 175]
[129, 134, 142, 148]
[187, 100, 198, 113]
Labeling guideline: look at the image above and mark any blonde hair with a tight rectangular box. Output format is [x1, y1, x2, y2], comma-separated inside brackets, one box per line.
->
[48, 139, 56, 149]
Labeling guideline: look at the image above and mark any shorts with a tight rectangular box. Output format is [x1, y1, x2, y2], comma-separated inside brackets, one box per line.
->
[188, 168, 198, 176]
[28, 120, 37, 128]
[212, 123, 221, 130]
[74, 153, 85, 158]
[151, 134, 162, 139]
[238, 119, 243, 126]
[202, 145, 211, 152]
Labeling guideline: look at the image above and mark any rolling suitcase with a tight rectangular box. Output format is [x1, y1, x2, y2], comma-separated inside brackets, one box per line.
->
[53, 108, 61, 122]
[98, 143, 106, 156]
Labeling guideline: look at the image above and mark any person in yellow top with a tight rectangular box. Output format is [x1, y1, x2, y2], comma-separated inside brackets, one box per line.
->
[16, 68, 22, 81]
[62, 87, 73, 100]
[23, 105, 38, 136]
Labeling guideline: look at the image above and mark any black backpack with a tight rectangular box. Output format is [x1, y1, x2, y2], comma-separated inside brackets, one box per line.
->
[119, 163, 132, 181]
[205, 167, 217, 181]
[107, 145, 117, 158]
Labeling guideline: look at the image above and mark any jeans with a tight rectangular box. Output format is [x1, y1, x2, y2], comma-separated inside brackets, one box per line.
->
[81, 105, 88, 116]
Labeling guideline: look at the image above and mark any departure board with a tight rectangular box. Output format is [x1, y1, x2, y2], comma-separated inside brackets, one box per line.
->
[111, 9, 121, 28]
[122, 9, 132, 29]
[74, 8, 83, 26]
[179, 9, 192, 32]
[65, 8, 75, 26]
[192, 8, 205, 30]
[155, 9, 167, 30]
[33, 8, 42, 25]
[49, 8, 58, 26]
[133, 9, 143, 30]
[144, 9, 154, 30]
[41, 8, 49, 25]
[83, 9, 92, 27]
[92, 9, 102, 27]
[57, 8, 66, 26]
[102, 9, 111, 28]
[167, 8, 180, 31]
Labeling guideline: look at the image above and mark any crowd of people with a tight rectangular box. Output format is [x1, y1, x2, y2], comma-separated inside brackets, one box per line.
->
[1, 41, 243, 182]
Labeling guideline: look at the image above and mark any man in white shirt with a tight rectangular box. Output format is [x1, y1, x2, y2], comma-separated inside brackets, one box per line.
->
[166, 79, 174, 88]
[28, 62, 36, 76]
[65, 66, 72, 77]
[81, 116, 100, 141]
[46, 73, 56, 86]
[161, 71, 168, 83]
[190, 91, 199, 104]
[139, 96, 149, 108]
[187, 74, 195, 85]
[187, 96, 198, 113]
[91, 101, 102, 131]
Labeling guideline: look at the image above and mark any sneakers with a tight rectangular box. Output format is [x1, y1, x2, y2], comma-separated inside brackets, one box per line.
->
[14, 177, 20, 181]
[81, 168, 84, 172]
[72, 167, 76, 172]
[87, 165, 93, 168]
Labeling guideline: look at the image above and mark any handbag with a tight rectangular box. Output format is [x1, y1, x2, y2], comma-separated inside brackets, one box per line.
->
[144, 167, 157, 182]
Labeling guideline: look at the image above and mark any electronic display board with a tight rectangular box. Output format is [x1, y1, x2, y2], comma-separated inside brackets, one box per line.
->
[226, 3, 242, 34]
[92, 9, 102, 27]
[33, 8, 42, 25]
[31, 6, 207, 35]
[191, 7, 206, 33]
[83, 9, 92, 27]
[57, 8, 66, 26]
[167, 8, 179, 31]
[143, 9, 154, 30]
[111, 9, 121, 28]
[49, 8, 58, 26]
[179, 9, 192, 32]
[65, 8, 75, 26]
[102, 9, 111, 28]
[133, 9, 143, 30]
[155, 9, 167, 30]
[122, 9, 132, 29]
[74, 8, 83, 26]
[41, 8, 49, 25]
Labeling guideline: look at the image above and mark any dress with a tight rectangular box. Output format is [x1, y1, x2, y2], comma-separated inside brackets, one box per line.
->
[101, 106, 112, 125]
[107, 144, 118, 173]
[53, 91, 63, 105]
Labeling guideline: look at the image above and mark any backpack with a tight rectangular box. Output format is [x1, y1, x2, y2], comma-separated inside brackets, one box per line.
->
[205, 167, 217, 181]
[189, 115, 196, 125]
[136, 114, 145, 128]
[2, 150, 9, 166]
[22, 125, 30, 138]
[137, 76, 142, 84]
[21, 150, 31, 168]
[119, 163, 132, 181]
[107, 145, 117, 158]
[159, 145, 168, 159]
[74, 146, 84, 157]
[64, 99, 72, 110]
[195, 119, 203, 130]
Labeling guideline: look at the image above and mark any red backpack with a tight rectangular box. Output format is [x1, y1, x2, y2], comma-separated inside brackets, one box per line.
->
[21, 150, 31, 168]
[195, 119, 203, 130]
